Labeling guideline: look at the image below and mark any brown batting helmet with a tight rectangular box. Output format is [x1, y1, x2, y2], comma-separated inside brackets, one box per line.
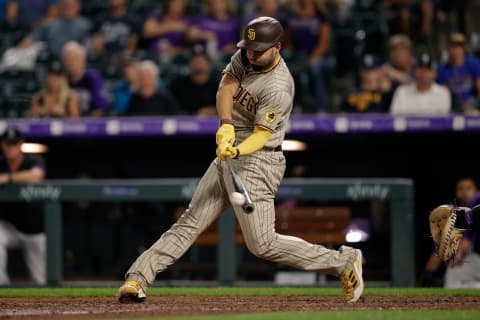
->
[237, 16, 284, 51]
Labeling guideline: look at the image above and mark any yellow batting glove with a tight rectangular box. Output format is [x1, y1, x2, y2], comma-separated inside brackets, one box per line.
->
[215, 123, 235, 146]
[224, 145, 239, 159]
[216, 141, 231, 160]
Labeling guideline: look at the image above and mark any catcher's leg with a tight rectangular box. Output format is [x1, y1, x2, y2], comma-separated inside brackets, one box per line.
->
[445, 252, 480, 288]
[123, 159, 228, 293]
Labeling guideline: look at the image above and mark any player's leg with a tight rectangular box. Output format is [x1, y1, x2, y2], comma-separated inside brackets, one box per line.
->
[0, 221, 20, 285]
[21, 232, 46, 285]
[121, 159, 228, 298]
[224, 153, 363, 301]
[444, 252, 480, 288]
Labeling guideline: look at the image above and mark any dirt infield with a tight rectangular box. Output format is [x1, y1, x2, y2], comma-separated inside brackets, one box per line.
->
[1, 295, 480, 319]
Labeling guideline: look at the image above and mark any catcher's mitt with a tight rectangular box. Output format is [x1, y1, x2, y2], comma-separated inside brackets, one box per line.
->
[429, 205, 471, 263]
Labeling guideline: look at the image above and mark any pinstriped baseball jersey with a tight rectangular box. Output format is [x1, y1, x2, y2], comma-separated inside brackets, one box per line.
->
[123, 49, 361, 295]
[224, 49, 294, 149]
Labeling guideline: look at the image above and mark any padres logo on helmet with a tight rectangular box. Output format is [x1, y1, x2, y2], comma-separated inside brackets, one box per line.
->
[248, 28, 256, 41]
[237, 16, 284, 51]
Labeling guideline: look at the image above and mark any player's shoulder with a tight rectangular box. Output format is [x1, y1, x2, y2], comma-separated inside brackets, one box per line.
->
[269, 58, 294, 86]
[229, 49, 250, 67]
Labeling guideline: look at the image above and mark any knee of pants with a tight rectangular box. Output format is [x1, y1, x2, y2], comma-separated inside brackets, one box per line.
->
[245, 238, 277, 260]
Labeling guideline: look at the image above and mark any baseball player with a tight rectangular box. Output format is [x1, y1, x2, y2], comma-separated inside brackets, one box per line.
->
[117, 16, 364, 303]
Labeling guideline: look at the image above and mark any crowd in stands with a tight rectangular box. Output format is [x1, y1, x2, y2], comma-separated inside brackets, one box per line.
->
[0, 0, 479, 117]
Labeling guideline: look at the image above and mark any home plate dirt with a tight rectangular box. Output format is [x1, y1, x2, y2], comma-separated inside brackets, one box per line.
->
[1, 296, 479, 319]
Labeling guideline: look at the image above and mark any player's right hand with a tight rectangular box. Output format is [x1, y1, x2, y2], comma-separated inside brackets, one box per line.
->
[216, 140, 233, 160]
[216, 124, 235, 146]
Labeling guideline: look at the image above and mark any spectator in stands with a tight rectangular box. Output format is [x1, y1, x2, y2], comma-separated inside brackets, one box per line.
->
[143, 0, 191, 59]
[4, 0, 59, 30]
[340, 54, 391, 113]
[0, 127, 46, 285]
[169, 48, 217, 116]
[0, 0, 31, 38]
[90, 0, 140, 59]
[420, 177, 480, 288]
[62, 41, 110, 116]
[28, 61, 80, 118]
[113, 55, 139, 115]
[437, 32, 480, 115]
[390, 53, 451, 115]
[125, 60, 177, 116]
[382, 34, 415, 89]
[242, 0, 287, 27]
[187, 0, 240, 59]
[385, 0, 433, 42]
[17, 0, 90, 58]
[113, 55, 168, 115]
[285, 0, 331, 112]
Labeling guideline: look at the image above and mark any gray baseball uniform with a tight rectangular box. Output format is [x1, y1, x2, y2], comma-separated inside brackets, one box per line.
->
[125, 50, 358, 291]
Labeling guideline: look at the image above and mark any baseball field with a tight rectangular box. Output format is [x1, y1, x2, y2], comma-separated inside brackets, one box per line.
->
[0, 287, 479, 319]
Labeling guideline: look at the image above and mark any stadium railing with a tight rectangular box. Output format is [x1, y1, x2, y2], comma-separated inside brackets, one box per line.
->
[0, 177, 414, 287]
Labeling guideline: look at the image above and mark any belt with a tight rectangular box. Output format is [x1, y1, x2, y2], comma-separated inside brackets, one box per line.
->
[263, 145, 282, 152]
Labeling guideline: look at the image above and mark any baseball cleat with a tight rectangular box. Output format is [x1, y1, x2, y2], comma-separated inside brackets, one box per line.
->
[340, 249, 364, 303]
[117, 280, 147, 303]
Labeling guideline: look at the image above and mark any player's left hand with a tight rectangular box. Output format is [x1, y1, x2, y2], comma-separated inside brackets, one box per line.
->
[216, 143, 238, 160]
[216, 124, 235, 146]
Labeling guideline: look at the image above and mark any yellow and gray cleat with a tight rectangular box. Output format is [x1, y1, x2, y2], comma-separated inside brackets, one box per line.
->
[340, 249, 364, 303]
[117, 280, 147, 303]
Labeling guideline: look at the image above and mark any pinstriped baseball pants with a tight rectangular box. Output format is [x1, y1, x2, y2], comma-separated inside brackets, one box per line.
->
[126, 151, 358, 291]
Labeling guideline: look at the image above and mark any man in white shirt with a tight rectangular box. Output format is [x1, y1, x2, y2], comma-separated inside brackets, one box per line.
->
[390, 53, 451, 115]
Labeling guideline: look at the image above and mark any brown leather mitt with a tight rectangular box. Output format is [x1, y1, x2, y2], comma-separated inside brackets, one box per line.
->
[429, 205, 469, 263]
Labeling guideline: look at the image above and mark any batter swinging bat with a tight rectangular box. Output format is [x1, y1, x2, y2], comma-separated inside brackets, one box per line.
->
[226, 158, 254, 214]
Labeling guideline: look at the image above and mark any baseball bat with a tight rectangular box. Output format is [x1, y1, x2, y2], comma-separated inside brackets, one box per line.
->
[226, 158, 254, 214]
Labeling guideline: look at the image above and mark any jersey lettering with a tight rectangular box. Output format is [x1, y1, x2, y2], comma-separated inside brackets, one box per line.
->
[233, 86, 259, 114]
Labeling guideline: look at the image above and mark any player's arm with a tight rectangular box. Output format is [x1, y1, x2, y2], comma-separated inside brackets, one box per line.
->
[226, 126, 272, 158]
[215, 50, 246, 160]
[216, 72, 240, 121]
[215, 72, 240, 156]
[0, 167, 45, 185]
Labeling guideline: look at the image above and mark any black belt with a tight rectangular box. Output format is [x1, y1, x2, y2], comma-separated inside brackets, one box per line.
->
[264, 145, 282, 152]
